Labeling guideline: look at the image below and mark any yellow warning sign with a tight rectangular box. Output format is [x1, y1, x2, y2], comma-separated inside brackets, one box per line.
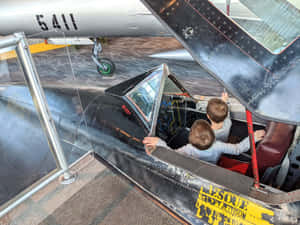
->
[195, 185, 274, 225]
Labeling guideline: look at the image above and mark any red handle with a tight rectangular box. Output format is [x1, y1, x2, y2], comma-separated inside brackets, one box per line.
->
[246, 110, 260, 189]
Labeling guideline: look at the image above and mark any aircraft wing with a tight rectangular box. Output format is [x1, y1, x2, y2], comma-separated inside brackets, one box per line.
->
[141, 0, 300, 125]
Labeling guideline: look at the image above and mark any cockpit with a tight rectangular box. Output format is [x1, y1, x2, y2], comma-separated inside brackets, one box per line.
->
[119, 65, 296, 190]
[102, 64, 299, 192]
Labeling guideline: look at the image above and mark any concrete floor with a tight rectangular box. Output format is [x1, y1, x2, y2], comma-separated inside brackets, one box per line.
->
[0, 37, 223, 96]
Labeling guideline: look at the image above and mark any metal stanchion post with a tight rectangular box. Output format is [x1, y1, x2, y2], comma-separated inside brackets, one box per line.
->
[14, 32, 76, 184]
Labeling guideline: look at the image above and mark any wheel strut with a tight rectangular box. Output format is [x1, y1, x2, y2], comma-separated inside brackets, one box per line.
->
[91, 39, 115, 76]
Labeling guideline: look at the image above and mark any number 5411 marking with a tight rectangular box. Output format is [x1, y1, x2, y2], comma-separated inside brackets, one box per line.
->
[36, 14, 78, 31]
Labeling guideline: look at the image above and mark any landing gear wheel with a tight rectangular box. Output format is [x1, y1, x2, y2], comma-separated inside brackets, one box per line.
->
[96, 58, 115, 76]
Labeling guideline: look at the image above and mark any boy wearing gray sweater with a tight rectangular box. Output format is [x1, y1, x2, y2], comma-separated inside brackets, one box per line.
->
[207, 92, 231, 142]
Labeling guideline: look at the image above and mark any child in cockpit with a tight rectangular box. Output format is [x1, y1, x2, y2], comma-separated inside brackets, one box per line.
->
[206, 92, 231, 142]
[143, 119, 265, 164]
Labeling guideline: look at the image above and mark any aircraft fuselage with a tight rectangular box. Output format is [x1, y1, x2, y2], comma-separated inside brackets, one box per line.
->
[0, 0, 167, 37]
[0, 0, 258, 38]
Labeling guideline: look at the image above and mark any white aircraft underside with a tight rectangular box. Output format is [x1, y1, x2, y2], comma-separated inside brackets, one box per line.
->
[0, 0, 258, 38]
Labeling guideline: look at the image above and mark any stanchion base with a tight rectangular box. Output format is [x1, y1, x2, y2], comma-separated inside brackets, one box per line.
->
[59, 172, 77, 185]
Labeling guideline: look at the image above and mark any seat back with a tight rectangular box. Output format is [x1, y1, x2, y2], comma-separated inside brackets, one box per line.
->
[220, 122, 295, 177]
[255, 122, 295, 176]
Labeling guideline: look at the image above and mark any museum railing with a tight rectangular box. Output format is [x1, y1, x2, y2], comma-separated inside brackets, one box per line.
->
[0, 32, 92, 217]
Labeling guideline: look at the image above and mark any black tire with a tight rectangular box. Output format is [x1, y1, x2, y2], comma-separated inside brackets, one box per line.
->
[96, 58, 115, 76]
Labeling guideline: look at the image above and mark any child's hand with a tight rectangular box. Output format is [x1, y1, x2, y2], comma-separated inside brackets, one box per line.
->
[143, 137, 160, 155]
[254, 130, 266, 141]
[221, 92, 228, 102]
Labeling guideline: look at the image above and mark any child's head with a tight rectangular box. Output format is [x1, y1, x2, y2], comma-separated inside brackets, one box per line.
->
[189, 120, 215, 150]
[207, 98, 228, 123]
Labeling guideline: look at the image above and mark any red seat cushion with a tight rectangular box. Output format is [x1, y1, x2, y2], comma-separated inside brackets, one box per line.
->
[218, 155, 249, 174]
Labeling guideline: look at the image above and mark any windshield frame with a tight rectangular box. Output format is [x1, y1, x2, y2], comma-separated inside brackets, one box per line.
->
[124, 64, 187, 136]
[124, 64, 168, 133]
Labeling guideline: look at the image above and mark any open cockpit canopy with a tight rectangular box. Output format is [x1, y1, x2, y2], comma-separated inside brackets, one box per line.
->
[141, 0, 300, 125]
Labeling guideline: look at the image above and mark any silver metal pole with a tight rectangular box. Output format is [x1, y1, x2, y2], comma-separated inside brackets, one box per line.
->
[14, 32, 74, 182]
[0, 35, 19, 49]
